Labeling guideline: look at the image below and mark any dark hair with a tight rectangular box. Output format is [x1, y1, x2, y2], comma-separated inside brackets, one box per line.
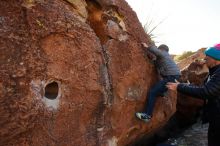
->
[158, 44, 169, 52]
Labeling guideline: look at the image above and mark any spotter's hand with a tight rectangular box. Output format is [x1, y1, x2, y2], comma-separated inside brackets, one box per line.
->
[166, 82, 179, 91]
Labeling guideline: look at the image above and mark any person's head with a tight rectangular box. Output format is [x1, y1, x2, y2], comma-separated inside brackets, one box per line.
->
[158, 44, 169, 52]
[204, 43, 220, 68]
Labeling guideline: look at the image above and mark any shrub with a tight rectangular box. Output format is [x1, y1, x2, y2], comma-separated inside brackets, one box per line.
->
[174, 51, 195, 62]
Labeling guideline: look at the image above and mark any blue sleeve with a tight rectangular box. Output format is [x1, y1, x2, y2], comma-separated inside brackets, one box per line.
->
[177, 73, 220, 99]
[147, 45, 163, 57]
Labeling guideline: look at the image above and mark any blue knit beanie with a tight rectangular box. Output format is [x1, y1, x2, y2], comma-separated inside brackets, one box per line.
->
[205, 43, 220, 60]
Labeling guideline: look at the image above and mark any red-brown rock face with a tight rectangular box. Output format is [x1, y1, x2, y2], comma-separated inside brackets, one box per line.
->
[177, 48, 206, 70]
[177, 58, 209, 123]
[0, 0, 177, 145]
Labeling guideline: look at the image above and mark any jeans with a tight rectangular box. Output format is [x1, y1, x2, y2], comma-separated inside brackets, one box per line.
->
[145, 75, 180, 116]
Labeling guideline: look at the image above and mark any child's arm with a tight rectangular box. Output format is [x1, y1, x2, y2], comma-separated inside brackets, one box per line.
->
[142, 43, 163, 57]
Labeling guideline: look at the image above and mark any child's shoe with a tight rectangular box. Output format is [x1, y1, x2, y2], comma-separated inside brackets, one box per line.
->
[135, 112, 151, 123]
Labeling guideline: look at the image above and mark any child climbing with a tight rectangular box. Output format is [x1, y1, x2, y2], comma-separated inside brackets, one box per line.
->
[136, 43, 181, 122]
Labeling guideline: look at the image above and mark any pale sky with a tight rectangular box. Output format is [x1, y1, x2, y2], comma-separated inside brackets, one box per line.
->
[125, 0, 220, 54]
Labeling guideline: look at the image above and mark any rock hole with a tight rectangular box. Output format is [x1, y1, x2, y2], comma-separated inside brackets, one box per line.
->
[44, 81, 59, 100]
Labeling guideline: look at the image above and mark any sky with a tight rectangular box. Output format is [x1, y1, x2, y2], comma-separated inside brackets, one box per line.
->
[125, 0, 220, 54]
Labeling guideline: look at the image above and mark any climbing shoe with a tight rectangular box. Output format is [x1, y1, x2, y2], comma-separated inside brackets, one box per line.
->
[135, 112, 151, 123]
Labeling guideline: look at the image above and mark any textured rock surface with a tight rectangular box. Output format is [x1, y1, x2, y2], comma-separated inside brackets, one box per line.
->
[0, 0, 177, 145]
[177, 57, 208, 124]
[177, 48, 206, 70]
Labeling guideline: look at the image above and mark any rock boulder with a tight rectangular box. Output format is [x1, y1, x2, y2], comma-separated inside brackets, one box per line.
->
[0, 0, 177, 145]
